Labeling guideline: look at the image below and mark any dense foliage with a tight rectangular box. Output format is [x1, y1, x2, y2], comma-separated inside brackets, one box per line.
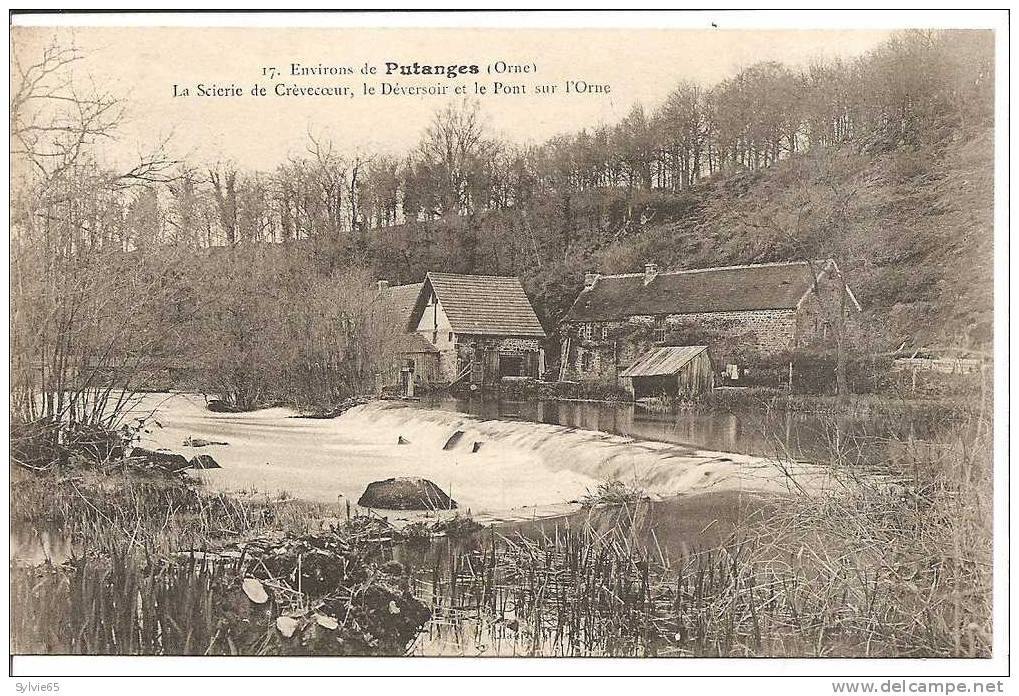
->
[9, 29, 995, 416]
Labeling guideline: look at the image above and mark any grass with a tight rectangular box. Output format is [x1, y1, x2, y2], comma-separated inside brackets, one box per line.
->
[400, 514, 484, 543]
[9, 465, 431, 655]
[10, 466, 326, 560]
[11, 552, 248, 655]
[412, 394, 993, 657]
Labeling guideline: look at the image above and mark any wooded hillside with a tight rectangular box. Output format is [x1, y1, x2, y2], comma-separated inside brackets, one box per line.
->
[10, 28, 995, 414]
[363, 29, 994, 350]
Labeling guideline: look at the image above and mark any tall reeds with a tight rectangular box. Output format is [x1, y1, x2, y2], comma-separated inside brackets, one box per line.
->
[413, 391, 993, 657]
[10, 469, 373, 655]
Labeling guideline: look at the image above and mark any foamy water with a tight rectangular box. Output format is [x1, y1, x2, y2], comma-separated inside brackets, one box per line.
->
[129, 394, 823, 521]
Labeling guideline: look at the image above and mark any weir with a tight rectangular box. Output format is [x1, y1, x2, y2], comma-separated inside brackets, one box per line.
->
[335, 403, 823, 499]
[128, 394, 827, 517]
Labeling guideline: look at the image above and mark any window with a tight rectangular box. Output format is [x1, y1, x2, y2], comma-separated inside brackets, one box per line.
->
[653, 318, 667, 343]
[600, 325, 610, 341]
[580, 323, 593, 341]
[499, 354, 525, 377]
[580, 351, 594, 372]
[448, 332, 454, 343]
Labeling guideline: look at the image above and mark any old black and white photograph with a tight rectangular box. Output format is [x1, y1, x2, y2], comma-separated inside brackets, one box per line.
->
[6, 8, 1009, 685]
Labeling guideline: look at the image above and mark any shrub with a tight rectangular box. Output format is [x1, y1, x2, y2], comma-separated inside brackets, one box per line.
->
[738, 349, 896, 394]
[11, 418, 141, 471]
[579, 479, 649, 508]
[433, 513, 484, 538]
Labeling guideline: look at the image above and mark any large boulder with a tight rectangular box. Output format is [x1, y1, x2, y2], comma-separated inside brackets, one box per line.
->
[357, 478, 457, 511]
[130, 446, 189, 470]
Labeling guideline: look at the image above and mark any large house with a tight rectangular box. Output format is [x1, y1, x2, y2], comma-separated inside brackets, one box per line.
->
[381, 273, 547, 390]
[560, 260, 861, 394]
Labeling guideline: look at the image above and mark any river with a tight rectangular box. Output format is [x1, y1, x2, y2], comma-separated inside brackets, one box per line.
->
[109, 393, 851, 524]
[10, 392, 960, 657]
[420, 394, 953, 471]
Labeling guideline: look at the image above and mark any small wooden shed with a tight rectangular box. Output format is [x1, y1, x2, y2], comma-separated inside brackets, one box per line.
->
[619, 345, 714, 399]
[392, 332, 440, 395]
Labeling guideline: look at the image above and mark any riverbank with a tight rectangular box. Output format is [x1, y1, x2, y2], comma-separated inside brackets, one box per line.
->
[11, 412, 992, 658]
[9, 464, 438, 655]
[10, 462, 771, 656]
[10, 386, 992, 657]
[441, 375, 986, 414]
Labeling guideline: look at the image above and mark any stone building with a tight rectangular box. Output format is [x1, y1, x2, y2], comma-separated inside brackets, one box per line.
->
[560, 260, 861, 389]
[382, 273, 547, 388]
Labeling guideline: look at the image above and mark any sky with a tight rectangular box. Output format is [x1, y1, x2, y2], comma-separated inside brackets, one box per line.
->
[11, 26, 896, 172]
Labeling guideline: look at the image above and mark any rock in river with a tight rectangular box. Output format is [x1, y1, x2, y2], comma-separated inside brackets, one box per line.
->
[206, 399, 242, 413]
[357, 477, 458, 511]
[442, 430, 465, 450]
[129, 446, 189, 470]
[189, 454, 221, 470]
[183, 436, 229, 447]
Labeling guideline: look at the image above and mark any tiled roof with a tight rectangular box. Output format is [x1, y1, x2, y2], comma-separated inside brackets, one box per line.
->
[567, 261, 837, 321]
[393, 331, 438, 354]
[382, 282, 423, 325]
[619, 346, 709, 378]
[415, 273, 547, 338]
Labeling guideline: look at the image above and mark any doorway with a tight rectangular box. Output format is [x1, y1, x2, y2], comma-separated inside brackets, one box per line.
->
[400, 359, 415, 397]
[498, 354, 525, 377]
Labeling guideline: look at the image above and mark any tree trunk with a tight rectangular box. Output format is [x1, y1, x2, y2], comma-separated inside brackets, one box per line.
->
[835, 278, 848, 399]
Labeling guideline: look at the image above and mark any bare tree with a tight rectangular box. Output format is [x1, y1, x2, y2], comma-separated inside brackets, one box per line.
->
[11, 39, 176, 204]
[747, 149, 860, 398]
[9, 37, 185, 446]
[418, 100, 498, 216]
[209, 163, 239, 245]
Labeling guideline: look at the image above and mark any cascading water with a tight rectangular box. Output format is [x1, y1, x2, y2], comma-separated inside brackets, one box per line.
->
[336, 403, 821, 501]
[132, 394, 823, 521]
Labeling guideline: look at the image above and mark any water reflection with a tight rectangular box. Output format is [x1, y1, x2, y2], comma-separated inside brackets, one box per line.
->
[396, 490, 782, 656]
[421, 395, 951, 467]
[10, 527, 76, 566]
[396, 493, 807, 657]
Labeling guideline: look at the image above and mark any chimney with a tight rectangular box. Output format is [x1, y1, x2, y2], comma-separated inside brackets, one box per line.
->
[376, 280, 390, 293]
[584, 272, 599, 289]
[643, 262, 658, 286]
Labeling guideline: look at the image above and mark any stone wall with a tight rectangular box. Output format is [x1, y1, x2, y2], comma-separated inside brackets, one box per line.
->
[455, 336, 540, 354]
[663, 309, 798, 357]
[442, 335, 542, 383]
[794, 276, 860, 348]
[564, 309, 799, 383]
[496, 337, 542, 352]
[436, 348, 459, 382]
[562, 272, 862, 385]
